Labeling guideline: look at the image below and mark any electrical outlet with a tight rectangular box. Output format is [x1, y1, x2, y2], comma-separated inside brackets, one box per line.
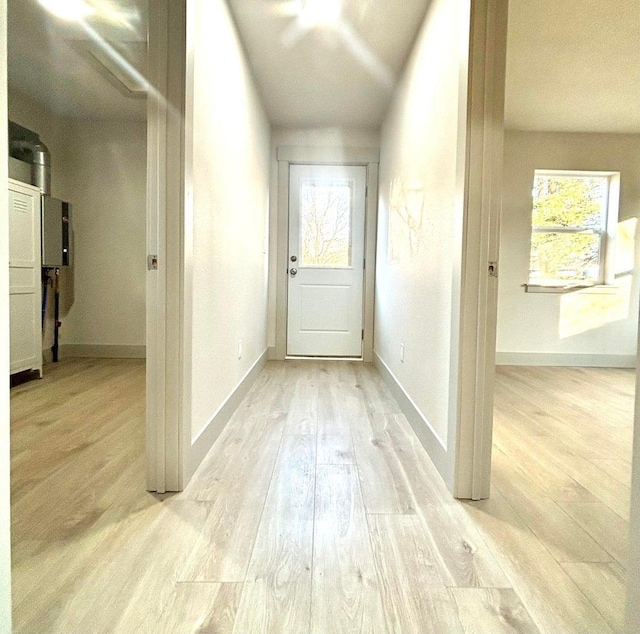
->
[400, 343, 405, 363]
[238, 338, 243, 359]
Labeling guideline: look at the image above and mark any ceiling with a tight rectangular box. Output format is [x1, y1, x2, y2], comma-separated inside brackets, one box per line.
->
[226, 0, 430, 128]
[505, 0, 640, 133]
[8, 0, 148, 120]
[6, 0, 640, 133]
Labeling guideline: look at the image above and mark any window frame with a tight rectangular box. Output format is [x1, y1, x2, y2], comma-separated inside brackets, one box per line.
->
[526, 169, 621, 291]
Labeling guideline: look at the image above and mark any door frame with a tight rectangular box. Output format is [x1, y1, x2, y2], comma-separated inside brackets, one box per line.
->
[0, 2, 12, 630]
[286, 163, 368, 358]
[454, 0, 508, 500]
[628, 371, 640, 631]
[146, 0, 190, 493]
[274, 146, 379, 362]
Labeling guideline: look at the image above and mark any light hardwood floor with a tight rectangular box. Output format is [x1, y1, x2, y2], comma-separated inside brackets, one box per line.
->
[9, 359, 633, 633]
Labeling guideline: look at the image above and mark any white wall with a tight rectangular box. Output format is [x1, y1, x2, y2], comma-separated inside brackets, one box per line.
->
[7, 91, 147, 355]
[59, 119, 147, 351]
[189, 0, 270, 441]
[267, 126, 380, 349]
[1, 2, 12, 629]
[497, 131, 640, 366]
[374, 0, 470, 485]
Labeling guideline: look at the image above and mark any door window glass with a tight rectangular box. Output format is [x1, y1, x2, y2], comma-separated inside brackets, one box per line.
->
[299, 180, 352, 267]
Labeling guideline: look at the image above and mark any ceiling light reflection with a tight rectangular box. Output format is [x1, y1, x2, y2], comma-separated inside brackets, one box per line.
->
[38, 0, 141, 34]
[38, 0, 94, 21]
[300, 0, 342, 26]
[333, 21, 394, 90]
[81, 21, 150, 94]
[271, 0, 303, 18]
[91, 0, 139, 30]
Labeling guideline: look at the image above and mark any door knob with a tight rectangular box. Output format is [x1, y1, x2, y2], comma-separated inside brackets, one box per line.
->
[290, 268, 298, 277]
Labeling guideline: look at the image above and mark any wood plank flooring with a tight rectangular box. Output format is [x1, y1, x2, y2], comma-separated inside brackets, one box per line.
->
[471, 365, 634, 634]
[9, 359, 633, 633]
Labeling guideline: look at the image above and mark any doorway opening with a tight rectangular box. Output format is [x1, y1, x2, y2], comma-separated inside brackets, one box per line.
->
[6, 0, 154, 629]
[484, 2, 639, 629]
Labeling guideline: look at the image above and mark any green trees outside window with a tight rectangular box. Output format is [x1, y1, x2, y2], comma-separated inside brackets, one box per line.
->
[529, 174, 609, 285]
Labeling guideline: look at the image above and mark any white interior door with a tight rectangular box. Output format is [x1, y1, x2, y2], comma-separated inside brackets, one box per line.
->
[287, 164, 366, 357]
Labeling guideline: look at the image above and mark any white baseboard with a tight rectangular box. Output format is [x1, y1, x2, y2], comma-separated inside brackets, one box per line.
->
[496, 352, 636, 368]
[60, 344, 146, 359]
[267, 346, 277, 360]
[373, 352, 454, 491]
[186, 349, 269, 482]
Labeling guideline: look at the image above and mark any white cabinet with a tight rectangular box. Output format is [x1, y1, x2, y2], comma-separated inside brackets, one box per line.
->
[9, 179, 42, 377]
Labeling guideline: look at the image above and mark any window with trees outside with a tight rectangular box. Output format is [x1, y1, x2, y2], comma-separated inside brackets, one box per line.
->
[528, 170, 620, 288]
[299, 180, 353, 267]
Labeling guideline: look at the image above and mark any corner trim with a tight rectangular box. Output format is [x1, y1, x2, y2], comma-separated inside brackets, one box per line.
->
[186, 349, 268, 482]
[60, 344, 146, 359]
[373, 352, 453, 490]
[495, 352, 636, 368]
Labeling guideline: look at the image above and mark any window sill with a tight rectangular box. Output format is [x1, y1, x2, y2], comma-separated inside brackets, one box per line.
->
[523, 283, 620, 295]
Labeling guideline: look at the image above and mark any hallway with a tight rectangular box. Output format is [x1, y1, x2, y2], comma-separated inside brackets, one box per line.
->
[11, 359, 627, 633]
